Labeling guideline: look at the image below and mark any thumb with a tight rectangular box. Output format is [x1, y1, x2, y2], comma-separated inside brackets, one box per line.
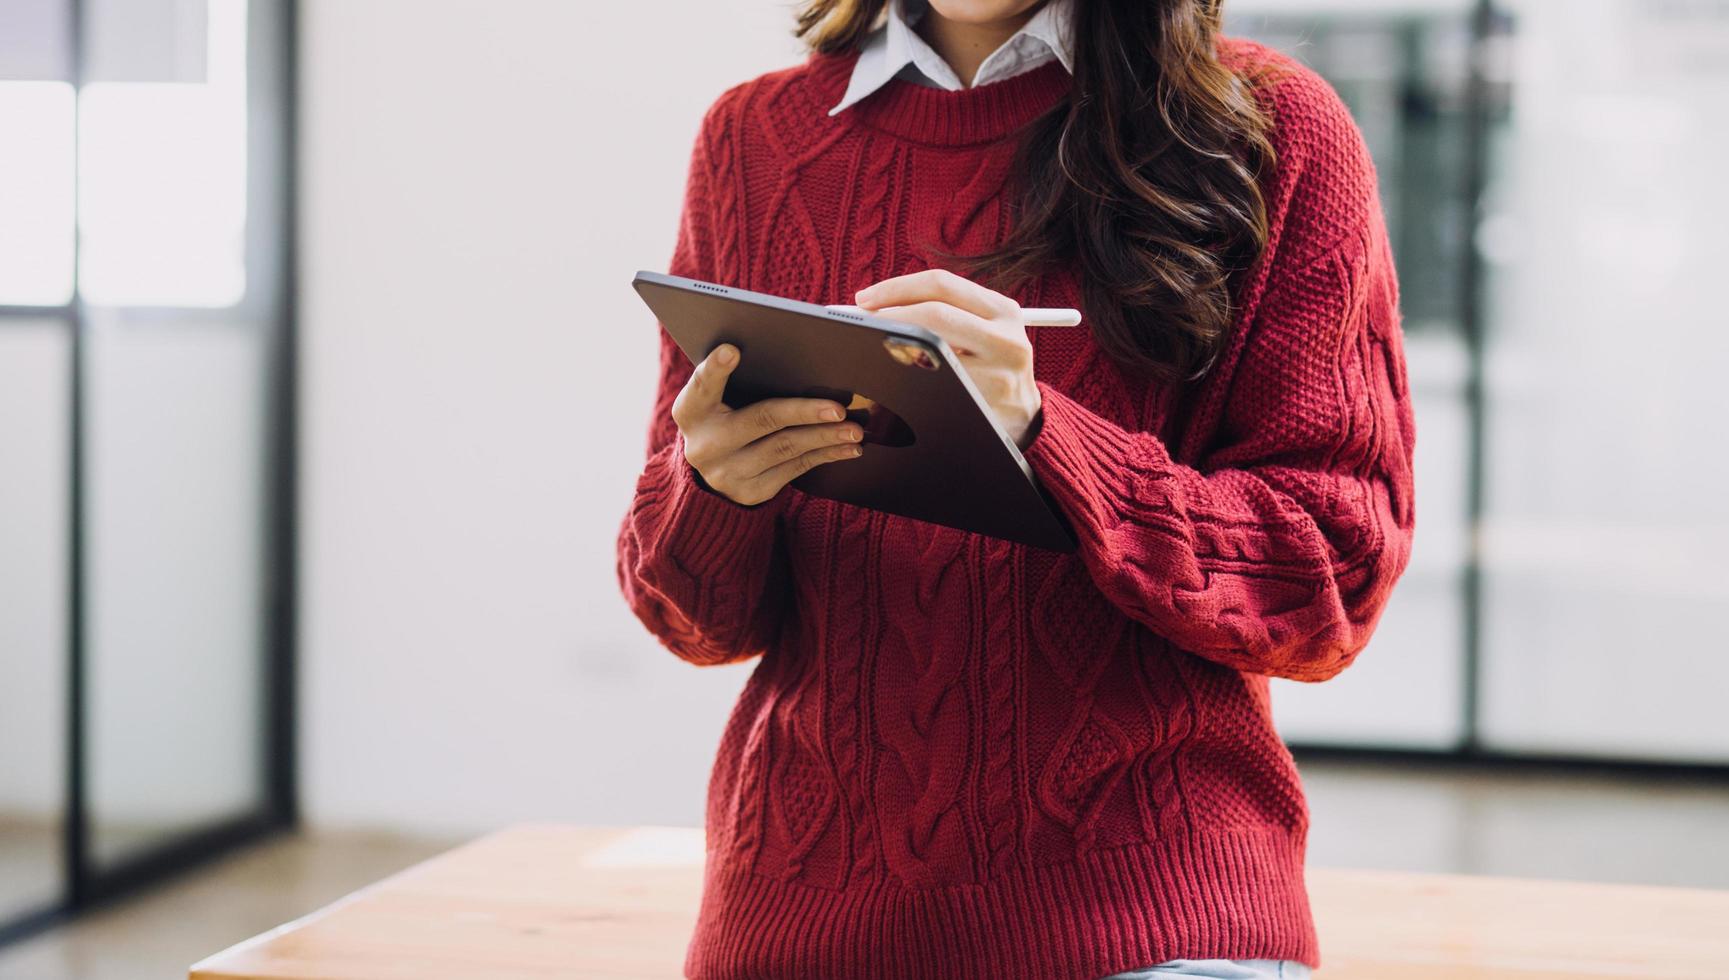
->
[689, 342, 739, 410]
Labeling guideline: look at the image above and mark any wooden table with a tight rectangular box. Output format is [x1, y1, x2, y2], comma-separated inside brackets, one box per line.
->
[191, 824, 1729, 980]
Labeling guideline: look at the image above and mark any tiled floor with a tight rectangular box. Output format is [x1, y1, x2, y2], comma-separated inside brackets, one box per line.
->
[0, 820, 59, 928]
[0, 820, 202, 925]
[0, 832, 456, 980]
[1298, 756, 1729, 889]
[2, 759, 1727, 980]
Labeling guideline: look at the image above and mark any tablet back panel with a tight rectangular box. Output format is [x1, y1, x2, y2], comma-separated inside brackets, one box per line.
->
[632, 272, 1077, 552]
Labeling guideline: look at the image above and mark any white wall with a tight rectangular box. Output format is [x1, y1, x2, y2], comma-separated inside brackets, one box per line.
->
[299, 1, 799, 835]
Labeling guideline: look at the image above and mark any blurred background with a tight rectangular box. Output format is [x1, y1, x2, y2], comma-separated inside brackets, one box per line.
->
[1, 0, 1726, 976]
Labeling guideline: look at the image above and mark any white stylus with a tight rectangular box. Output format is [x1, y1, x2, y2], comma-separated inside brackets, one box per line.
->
[826, 304, 1082, 327]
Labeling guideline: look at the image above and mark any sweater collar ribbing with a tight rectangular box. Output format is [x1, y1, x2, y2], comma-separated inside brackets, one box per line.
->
[819, 52, 1072, 146]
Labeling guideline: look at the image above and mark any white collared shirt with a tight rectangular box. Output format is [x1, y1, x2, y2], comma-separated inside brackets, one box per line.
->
[828, 0, 1075, 116]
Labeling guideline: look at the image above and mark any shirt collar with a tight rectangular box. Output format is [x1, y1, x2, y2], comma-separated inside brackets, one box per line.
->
[828, 0, 1074, 117]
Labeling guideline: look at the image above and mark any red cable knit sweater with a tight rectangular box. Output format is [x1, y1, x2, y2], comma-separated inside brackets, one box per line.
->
[617, 38, 1414, 980]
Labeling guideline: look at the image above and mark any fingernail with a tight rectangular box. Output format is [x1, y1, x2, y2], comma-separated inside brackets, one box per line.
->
[715, 344, 736, 365]
[822, 406, 843, 421]
[847, 445, 863, 457]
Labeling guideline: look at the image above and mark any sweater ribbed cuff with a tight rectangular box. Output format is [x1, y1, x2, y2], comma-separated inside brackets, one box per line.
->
[1022, 382, 1177, 543]
[646, 433, 784, 585]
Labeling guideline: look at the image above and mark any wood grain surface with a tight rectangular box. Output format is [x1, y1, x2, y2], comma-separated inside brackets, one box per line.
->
[190, 824, 1729, 980]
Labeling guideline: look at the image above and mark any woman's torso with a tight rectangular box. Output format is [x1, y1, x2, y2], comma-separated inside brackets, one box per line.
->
[695, 55, 1306, 894]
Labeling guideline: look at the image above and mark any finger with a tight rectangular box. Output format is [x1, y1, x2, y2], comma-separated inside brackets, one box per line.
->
[747, 442, 865, 500]
[868, 302, 998, 355]
[854, 268, 1017, 321]
[721, 395, 848, 444]
[734, 420, 864, 478]
[671, 343, 739, 427]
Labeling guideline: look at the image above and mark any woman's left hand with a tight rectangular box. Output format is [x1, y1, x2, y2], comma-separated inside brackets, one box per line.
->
[854, 269, 1043, 448]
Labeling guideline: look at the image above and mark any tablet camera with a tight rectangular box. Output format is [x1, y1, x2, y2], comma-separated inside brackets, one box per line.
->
[882, 336, 940, 372]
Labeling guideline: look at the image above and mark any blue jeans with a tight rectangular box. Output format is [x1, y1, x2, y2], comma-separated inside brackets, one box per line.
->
[1101, 961, 1311, 980]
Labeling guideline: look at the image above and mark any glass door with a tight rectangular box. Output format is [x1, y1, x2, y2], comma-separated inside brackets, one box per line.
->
[80, 0, 287, 871]
[0, 313, 71, 936]
[0, 0, 79, 938]
[1476, 0, 1729, 762]
[0, 0, 293, 945]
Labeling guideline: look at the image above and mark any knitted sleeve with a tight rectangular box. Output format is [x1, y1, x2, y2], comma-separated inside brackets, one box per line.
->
[1023, 204, 1415, 682]
[615, 95, 791, 667]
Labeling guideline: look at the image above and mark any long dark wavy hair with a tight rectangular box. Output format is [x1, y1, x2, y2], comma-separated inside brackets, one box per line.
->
[796, 0, 1275, 382]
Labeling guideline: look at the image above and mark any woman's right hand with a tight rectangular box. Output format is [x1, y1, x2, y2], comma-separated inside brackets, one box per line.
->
[672, 343, 865, 506]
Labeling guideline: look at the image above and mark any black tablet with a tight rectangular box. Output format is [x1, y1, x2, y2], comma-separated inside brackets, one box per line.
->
[632, 271, 1077, 552]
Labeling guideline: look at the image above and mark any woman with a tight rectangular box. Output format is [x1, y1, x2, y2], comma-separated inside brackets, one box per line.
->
[616, 0, 1414, 977]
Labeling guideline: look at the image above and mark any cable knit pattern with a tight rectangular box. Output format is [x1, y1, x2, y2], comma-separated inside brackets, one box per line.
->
[979, 535, 1023, 880]
[615, 37, 1415, 980]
